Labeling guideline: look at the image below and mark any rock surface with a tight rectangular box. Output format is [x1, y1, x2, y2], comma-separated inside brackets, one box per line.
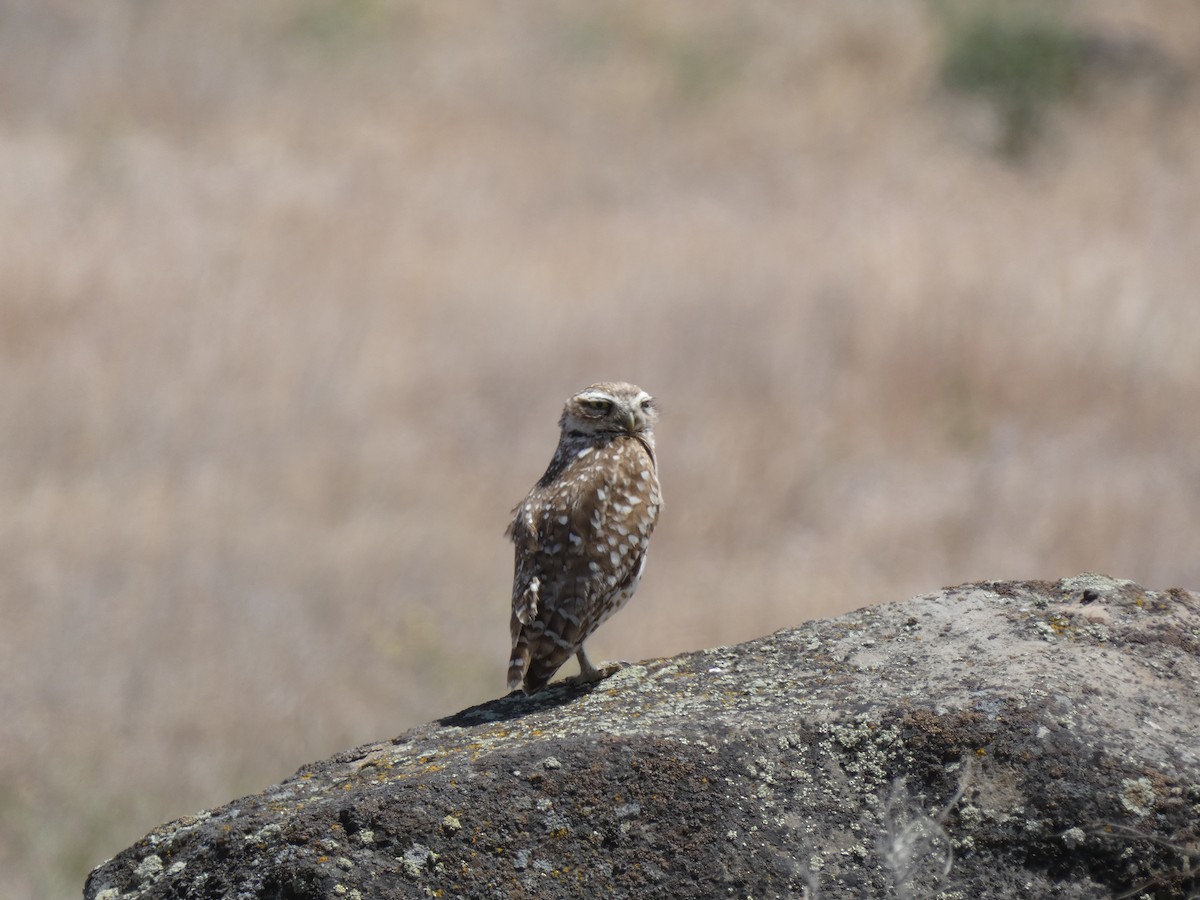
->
[85, 575, 1200, 899]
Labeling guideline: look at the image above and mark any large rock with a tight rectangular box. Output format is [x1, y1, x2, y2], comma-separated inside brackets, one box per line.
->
[85, 575, 1200, 899]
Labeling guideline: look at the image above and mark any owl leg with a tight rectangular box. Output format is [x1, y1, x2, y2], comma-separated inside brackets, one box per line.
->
[575, 647, 599, 679]
[566, 647, 626, 685]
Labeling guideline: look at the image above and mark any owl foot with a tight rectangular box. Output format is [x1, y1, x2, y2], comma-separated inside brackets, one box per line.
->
[565, 662, 625, 686]
[567, 648, 626, 685]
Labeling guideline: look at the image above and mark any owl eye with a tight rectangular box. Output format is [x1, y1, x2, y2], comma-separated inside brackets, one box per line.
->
[582, 399, 612, 415]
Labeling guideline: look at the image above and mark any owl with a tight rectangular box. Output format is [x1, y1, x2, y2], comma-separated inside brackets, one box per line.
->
[506, 382, 662, 694]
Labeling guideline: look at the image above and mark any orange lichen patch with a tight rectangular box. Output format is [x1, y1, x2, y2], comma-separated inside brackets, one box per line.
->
[1046, 614, 1075, 636]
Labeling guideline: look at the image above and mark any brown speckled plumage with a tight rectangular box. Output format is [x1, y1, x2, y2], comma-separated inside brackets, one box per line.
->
[506, 382, 662, 693]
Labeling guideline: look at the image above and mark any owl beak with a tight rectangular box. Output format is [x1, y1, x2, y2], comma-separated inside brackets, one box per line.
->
[623, 410, 638, 433]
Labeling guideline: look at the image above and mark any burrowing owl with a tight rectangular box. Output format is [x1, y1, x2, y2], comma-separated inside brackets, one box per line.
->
[506, 382, 662, 694]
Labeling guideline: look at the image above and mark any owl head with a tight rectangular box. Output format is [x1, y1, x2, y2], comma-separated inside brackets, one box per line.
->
[559, 382, 657, 437]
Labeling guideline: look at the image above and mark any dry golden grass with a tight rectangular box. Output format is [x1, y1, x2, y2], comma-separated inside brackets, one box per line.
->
[2, 1, 1199, 895]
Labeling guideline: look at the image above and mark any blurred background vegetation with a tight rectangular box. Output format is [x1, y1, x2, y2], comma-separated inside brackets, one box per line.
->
[1, 1, 1197, 896]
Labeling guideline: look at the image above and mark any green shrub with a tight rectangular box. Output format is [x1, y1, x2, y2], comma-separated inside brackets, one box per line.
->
[936, 1, 1085, 157]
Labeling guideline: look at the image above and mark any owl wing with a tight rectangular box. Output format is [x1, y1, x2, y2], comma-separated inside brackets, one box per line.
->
[506, 504, 542, 631]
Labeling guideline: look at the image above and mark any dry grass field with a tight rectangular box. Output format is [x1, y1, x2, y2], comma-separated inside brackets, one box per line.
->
[2, 1, 1198, 896]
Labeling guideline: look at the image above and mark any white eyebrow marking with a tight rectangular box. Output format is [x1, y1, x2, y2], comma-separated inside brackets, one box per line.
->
[576, 390, 614, 403]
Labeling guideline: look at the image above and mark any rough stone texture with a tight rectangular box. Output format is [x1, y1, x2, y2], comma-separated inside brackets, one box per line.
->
[85, 575, 1200, 899]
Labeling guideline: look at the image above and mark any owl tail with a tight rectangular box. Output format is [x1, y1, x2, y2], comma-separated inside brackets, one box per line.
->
[507, 636, 531, 692]
[520, 658, 558, 694]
